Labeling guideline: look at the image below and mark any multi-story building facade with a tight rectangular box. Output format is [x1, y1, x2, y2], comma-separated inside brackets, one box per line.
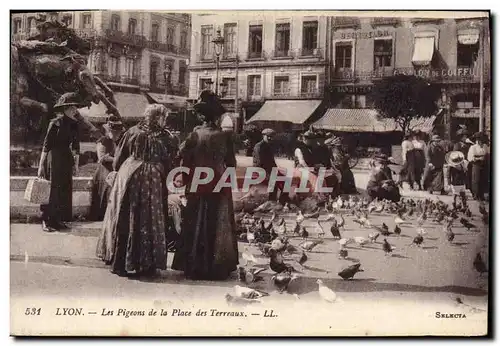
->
[188, 12, 490, 137]
[188, 12, 329, 131]
[321, 14, 491, 138]
[11, 11, 191, 97]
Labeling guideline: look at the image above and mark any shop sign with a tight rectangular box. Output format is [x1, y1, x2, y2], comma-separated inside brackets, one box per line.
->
[331, 85, 373, 94]
[337, 30, 391, 40]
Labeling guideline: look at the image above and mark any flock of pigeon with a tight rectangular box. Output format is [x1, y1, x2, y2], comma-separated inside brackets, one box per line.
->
[225, 195, 489, 306]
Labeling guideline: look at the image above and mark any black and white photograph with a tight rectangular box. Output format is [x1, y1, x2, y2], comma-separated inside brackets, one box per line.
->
[9, 9, 491, 336]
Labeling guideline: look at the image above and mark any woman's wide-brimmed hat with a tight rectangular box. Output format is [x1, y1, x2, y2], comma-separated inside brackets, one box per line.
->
[103, 115, 124, 132]
[53, 92, 86, 111]
[472, 131, 489, 142]
[262, 128, 275, 136]
[193, 90, 226, 120]
[445, 151, 466, 167]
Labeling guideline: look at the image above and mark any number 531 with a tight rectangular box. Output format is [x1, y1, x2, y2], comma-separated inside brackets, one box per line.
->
[25, 308, 41, 315]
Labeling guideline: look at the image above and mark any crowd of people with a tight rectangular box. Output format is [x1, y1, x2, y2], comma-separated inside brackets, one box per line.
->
[36, 90, 490, 281]
[399, 127, 490, 203]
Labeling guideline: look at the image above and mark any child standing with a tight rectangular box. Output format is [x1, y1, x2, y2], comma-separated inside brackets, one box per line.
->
[445, 151, 468, 208]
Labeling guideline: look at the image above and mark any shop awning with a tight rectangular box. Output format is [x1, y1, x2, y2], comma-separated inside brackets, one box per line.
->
[311, 108, 437, 133]
[79, 92, 150, 123]
[412, 36, 435, 66]
[147, 92, 189, 108]
[246, 100, 322, 129]
[458, 29, 480, 45]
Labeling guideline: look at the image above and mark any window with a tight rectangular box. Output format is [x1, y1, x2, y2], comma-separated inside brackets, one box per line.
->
[457, 42, 479, 68]
[247, 75, 261, 96]
[222, 77, 236, 97]
[13, 18, 22, 34]
[151, 23, 159, 42]
[150, 62, 158, 87]
[374, 38, 393, 68]
[62, 14, 73, 27]
[108, 56, 119, 77]
[274, 76, 290, 96]
[111, 14, 120, 31]
[28, 17, 37, 35]
[126, 58, 135, 79]
[167, 26, 175, 46]
[180, 31, 187, 50]
[301, 75, 317, 94]
[275, 23, 290, 57]
[335, 42, 352, 69]
[82, 14, 92, 29]
[248, 24, 263, 58]
[223, 23, 237, 59]
[178, 60, 187, 85]
[302, 21, 318, 55]
[199, 78, 213, 92]
[128, 19, 137, 35]
[455, 94, 479, 109]
[201, 25, 213, 60]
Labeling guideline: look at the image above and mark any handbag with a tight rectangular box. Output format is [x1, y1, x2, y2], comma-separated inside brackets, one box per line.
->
[24, 178, 51, 204]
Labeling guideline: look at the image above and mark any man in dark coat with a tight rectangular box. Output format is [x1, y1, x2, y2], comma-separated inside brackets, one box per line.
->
[423, 133, 448, 195]
[366, 154, 401, 202]
[253, 128, 289, 203]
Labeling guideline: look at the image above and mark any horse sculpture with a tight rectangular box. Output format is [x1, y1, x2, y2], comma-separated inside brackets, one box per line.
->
[11, 19, 120, 142]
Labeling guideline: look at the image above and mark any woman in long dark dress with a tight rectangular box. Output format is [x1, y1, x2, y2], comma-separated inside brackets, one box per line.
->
[467, 132, 490, 201]
[96, 104, 177, 277]
[172, 91, 239, 281]
[88, 116, 124, 221]
[423, 134, 448, 195]
[37, 93, 83, 232]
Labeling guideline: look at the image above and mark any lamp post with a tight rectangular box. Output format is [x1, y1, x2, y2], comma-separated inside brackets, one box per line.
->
[212, 28, 225, 96]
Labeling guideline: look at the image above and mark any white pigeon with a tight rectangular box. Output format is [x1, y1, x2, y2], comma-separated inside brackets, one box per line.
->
[338, 238, 352, 247]
[394, 216, 405, 226]
[353, 236, 369, 246]
[416, 228, 427, 236]
[277, 222, 287, 235]
[242, 249, 260, 265]
[316, 279, 337, 303]
[296, 211, 305, 225]
[233, 285, 269, 300]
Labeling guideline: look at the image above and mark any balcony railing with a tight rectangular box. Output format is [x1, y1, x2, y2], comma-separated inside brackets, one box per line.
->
[74, 28, 98, 39]
[267, 88, 324, 100]
[246, 50, 266, 60]
[104, 29, 146, 47]
[146, 40, 180, 54]
[298, 47, 323, 58]
[178, 46, 190, 55]
[271, 49, 294, 59]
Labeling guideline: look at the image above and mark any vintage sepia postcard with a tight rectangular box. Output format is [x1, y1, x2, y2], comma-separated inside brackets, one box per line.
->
[10, 9, 491, 336]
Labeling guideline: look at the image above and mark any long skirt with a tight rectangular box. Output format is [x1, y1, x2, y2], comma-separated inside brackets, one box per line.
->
[401, 150, 417, 185]
[423, 165, 445, 192]
[171, 189, 239, 280]
[40, 149, 73, 222]
[470, 160, 489, 200]
[97, 159, 168, 274]
[88, 163, 112, 221]
[339, 168, 358, 195]
[413, 149, 425, 184]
